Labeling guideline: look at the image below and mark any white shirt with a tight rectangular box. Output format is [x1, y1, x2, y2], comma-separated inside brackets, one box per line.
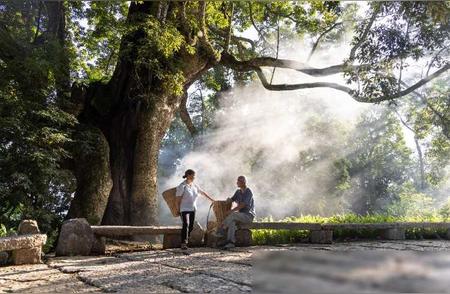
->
[176, 181, 201, 212]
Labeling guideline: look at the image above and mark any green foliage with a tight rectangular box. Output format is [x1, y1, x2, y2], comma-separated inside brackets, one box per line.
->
[0, 1, 77, 243]
[0, 223, 16, 237]
[387, 183, 435, 218]
[344, 108, 414, 213]
[67, 2, 128, 81]
[346, 2, 449, 101]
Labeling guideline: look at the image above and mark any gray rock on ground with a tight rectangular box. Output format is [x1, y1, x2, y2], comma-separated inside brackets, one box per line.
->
[56, 218, 94, 256]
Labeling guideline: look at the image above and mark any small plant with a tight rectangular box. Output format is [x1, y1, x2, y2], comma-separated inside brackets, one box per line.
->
[0, 224, 16, 237]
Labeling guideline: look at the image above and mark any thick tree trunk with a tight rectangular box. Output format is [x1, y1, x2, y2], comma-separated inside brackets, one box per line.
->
[130, 100, 177, 226]
[67, 126, 113, 224]
[100, 97, 178, 227]
[101, 106, 139, 225]
[66, 1, 214, 228]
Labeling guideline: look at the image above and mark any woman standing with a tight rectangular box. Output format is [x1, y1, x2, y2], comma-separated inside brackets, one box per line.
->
[176, 169, 214, 250]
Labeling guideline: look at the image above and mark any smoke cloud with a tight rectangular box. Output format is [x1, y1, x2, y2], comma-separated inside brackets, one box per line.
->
[157, 40, 448, 226]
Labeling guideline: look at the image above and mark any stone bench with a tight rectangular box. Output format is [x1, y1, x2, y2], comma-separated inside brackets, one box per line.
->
[56, 218, 207, 256]
[0, 219, 46, 265]
[321, 222, 450, 243]
[90, 225, 182, 252]
[239, 222, 450, 245]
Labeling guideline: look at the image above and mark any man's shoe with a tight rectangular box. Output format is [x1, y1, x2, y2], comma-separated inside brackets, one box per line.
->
[222, 242, 235, 250]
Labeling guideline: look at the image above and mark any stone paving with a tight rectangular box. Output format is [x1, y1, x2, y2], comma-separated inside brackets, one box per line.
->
[1, 240, 450, 293]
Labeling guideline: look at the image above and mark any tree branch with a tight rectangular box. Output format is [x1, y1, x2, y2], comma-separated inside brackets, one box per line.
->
[255, 67, 353, 93]
[349, 8, 379, 61]
[220, 52, 365, 77]
[426, 45, 449, 77]
[400, 81, 450, 140]
[179, 91, 198, 136]
[258, 62, 450, 103]
[208, 26, 256, 51]
[248, 3, 273, 51]
[224, 2, 234, 53]
[270, 16, 280, 85]
[307, 22, 343, 62]
[383, 64, 450, 101]
[221, 51, 449, 103]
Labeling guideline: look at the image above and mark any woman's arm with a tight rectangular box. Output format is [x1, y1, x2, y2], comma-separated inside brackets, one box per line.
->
[200, 189, 215, 202]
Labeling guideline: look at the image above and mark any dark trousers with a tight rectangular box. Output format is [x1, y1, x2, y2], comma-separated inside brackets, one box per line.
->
[180, 211, 195, 244]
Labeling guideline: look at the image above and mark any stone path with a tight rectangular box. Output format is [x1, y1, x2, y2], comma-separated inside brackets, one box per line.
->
[1, 240, 450, 293]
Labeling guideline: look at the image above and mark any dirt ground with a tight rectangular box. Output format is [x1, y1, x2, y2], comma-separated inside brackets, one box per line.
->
[1, 240, 450, 293]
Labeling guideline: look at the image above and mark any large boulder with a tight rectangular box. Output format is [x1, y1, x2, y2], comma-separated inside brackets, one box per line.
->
[18, 220, 40, 234]
[56, 218, 94, 256]
[188, 221, 205, 247]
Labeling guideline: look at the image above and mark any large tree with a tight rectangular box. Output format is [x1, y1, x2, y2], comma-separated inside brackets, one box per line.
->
[1, 1, 448, 227]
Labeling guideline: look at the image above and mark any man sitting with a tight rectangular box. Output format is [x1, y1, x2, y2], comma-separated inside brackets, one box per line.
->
[215, 175, 255, 249]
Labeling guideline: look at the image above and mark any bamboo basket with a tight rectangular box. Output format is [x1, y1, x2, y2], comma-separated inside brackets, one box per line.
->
[212, 200, 232, 225]
[162, 187, 179, 217]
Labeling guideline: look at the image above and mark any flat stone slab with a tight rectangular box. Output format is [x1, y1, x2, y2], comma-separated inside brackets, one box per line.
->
[2, 240, 450, 293]
[0, 264, 99, 293]
[0, 234, 47, 251]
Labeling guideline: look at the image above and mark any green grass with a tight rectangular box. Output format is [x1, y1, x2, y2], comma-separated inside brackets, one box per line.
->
[252, 213, 450, 245]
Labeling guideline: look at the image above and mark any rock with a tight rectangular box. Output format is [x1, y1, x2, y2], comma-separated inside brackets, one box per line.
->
[91, 235, 106, 255]
[12, 247, 42, 265]
[56, 218, 94, 256]
[0, 251, 9, 266]
[18, 220, 40, 235]
[205, 232, 218, 248]
[235, 229, 252, 247]
[188, 221, 205, 247]
[162, 233, 180, 249]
